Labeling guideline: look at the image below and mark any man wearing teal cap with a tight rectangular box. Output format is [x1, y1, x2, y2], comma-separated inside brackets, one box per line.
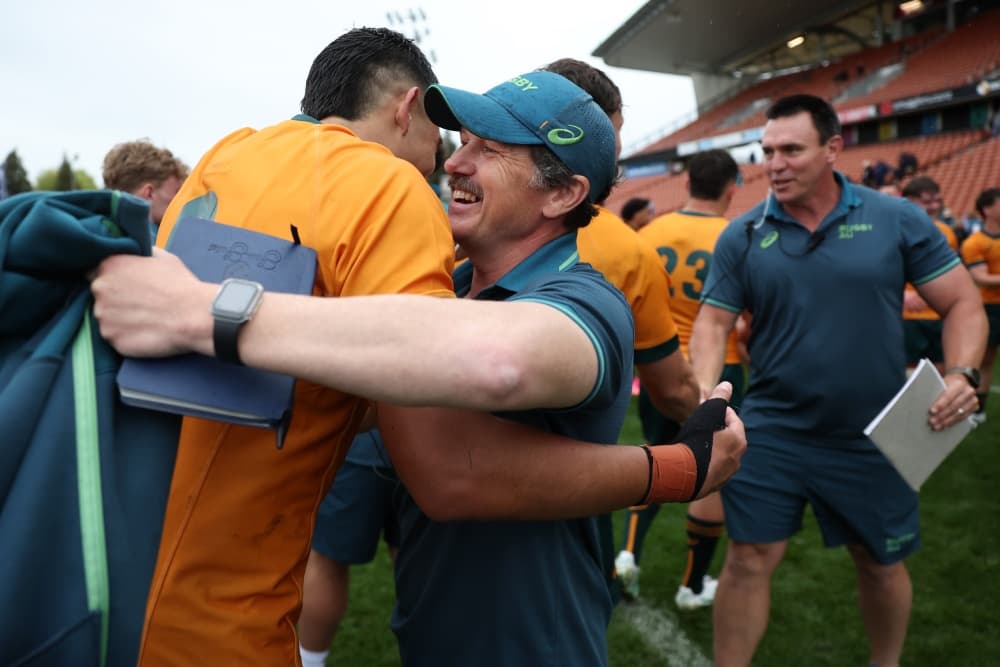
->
[387, 71, 630, 666]
[423, 70, 618, 206]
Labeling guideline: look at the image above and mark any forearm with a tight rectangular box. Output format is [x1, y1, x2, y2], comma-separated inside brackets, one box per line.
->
[377, 404, 649, 521]
[91, 252, 599, 410]
[970, 272, 1000, 288]
[237, 294, 598, 410]
[636, 353, 699, 422]
[941, 298, 988, 368]
[688, 312, 734, 398]
[919, 267, 988, 368]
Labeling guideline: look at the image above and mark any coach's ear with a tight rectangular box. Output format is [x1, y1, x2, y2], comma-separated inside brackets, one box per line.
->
[825, 134, 843, 165]
[542, 176, 589, 219]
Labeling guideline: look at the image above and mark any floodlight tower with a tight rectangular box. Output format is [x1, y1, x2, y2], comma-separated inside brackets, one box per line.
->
[385, 6, 437, 63]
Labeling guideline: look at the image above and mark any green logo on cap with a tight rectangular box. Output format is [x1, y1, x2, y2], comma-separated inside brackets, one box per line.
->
[547, 125, 585, 145]
[508, 75, 540, 91]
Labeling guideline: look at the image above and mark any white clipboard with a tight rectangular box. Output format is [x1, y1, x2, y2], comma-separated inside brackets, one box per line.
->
[864, 358, 974, 491]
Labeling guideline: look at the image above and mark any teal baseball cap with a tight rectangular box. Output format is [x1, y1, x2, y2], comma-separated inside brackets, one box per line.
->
[424, 71, 617, 203]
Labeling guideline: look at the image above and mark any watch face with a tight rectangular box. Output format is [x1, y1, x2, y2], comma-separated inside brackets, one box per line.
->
[214, 280, 262, 319]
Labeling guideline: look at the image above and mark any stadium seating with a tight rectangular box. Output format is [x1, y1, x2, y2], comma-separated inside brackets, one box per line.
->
[835, 129, 983, 183]
[610, 9, 999, 224]
[840, 10, 1000, 110]
[926, 135, 1000, 218]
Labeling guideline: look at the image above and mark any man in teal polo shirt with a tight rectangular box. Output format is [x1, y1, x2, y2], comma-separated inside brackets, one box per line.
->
[389, 71, 634, 667]
[690, 94, 986, 667]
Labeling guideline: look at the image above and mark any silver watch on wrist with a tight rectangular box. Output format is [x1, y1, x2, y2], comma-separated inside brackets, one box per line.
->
[945, 366, 981, 389]
[211, 278, 264, 364]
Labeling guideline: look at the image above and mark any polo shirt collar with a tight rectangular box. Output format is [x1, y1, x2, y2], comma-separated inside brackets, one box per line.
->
[767, 171, 861, 227]
[453, 232, 580, 298]
[291, 113, 320, 123]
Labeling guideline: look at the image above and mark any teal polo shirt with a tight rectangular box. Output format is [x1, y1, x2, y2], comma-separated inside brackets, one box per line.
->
[391, 232, 634, 667]
[703, 172, 960, 446]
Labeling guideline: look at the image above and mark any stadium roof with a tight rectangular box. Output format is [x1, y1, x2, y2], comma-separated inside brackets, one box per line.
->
[594, 0, 895, 77]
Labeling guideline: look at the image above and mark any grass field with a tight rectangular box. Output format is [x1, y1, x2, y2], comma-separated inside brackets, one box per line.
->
[322, 389, 1000, 666]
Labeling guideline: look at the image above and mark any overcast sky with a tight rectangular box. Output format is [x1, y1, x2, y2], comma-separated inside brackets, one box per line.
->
[0, 0, 696, 184]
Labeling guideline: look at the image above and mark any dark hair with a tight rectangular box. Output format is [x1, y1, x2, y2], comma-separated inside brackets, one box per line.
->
[766, 94, 841, 144]
[542, 58, 623, 116]
[529, 145, 598, 229]
[621, 197, 652, 221]
[976, 188, 1000, 218]
[687, 149, 739, 200]
[301, 27, 437, 121]
[901, 176, 941, 199]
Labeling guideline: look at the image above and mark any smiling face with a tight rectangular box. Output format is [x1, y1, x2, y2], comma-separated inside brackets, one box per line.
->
[761, 111, 840, 208]
[445, 129, 554, 253]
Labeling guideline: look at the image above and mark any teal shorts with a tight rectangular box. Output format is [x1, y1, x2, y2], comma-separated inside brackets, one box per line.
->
[720, 434, 920, 565]
[311, 456, 400, 564]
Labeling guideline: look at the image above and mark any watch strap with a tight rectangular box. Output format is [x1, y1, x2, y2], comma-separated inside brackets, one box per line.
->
[945, 366, 980, 388]
[214, 317, 244, 365]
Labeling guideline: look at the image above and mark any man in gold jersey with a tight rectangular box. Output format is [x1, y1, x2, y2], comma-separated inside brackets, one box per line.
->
[961, 187, 1000, 422]
[902, 176, 960, 373]
[615, 149, 747, 608]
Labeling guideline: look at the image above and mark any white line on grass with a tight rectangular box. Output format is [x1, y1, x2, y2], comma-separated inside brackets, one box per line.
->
[615, 600, 712, 667]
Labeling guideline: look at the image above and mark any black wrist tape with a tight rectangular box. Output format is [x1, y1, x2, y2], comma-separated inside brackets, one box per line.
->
[637, 445, 654, 506]
[671, 397, 728, 499]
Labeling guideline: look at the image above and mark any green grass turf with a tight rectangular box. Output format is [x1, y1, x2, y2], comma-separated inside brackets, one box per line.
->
[322, 388, 1000, 666]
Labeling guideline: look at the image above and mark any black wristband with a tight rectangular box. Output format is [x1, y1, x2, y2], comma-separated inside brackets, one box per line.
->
[637, 445, 654, 506]
[671, 397, 728, 499]
[213, 318, 244, 365]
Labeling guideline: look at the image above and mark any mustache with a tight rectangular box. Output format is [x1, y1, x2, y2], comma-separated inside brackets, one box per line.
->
[448, 177, 483, 198]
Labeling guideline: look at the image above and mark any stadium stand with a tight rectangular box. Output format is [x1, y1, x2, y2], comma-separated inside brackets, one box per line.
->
[598, 1, 1000, 222]
[925, 134, 1000, 216]
[841, 10, 1000, 109]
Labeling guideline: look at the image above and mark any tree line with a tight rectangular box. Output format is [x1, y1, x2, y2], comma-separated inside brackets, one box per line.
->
[2, 150, 97, 196]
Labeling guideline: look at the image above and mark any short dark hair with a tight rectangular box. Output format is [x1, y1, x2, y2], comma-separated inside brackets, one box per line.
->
[621, 198, 652, 221]
[529, 145, 598, 229]
[542, 58, 623, 117]
[975, 188, 1000, 218]
[766, 94, 841, 144]
[301, 27, 437, 121]
[901, 176, 941, 200]
[687, 149, 739, 201]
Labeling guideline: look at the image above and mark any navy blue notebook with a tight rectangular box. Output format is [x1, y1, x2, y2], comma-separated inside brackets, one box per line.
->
[116, 217, 317, 447]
